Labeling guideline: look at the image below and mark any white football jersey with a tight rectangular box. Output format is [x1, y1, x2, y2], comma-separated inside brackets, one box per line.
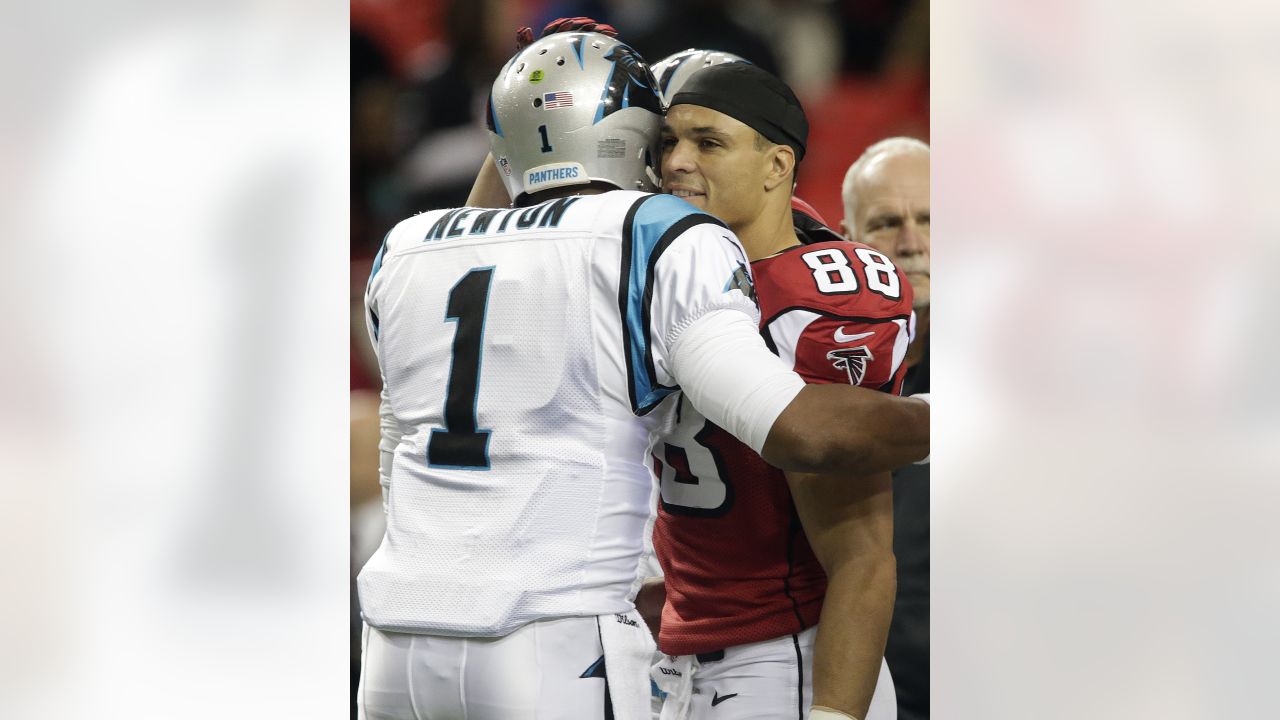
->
[358, 190, 757, 637]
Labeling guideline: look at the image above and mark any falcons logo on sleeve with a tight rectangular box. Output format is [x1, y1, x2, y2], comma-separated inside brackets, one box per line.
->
[826, 345, 874, 385]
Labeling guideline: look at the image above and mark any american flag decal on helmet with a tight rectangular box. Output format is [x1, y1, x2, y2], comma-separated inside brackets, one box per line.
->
[543, 91, 574, 108]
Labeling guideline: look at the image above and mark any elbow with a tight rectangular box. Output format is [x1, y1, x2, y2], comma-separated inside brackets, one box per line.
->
[763, 426, 872, 475]
[798, 431, 874, 475]
[761, 428, 821, 473]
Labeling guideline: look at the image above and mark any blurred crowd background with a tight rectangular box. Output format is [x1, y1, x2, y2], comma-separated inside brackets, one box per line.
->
[349, 1, 930, 715]
[350, 0, 928, 381]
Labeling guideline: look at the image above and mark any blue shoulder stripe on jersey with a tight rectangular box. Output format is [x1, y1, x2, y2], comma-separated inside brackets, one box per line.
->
[368, 228, 392, 286]
[618, 194, 727, 414]
[367, 228, 393, 340]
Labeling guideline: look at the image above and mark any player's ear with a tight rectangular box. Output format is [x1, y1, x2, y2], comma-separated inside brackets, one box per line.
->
[763, 144, 795, 192]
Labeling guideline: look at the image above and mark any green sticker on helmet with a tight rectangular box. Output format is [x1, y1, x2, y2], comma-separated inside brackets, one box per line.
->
[530, 70, 545, 83]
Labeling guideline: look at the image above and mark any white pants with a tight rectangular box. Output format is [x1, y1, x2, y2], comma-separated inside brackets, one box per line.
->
[359, 610, 656, 720]
[653, 626, 896, 720]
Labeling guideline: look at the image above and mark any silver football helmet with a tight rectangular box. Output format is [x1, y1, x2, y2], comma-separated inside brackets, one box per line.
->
[487, 33, 663, 202]
[650, 49, 748, 107]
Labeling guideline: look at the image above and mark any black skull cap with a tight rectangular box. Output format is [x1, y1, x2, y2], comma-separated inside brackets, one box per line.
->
[669, 63, 808, 160]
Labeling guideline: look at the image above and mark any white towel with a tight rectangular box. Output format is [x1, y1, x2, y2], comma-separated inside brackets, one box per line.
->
[599, 609, 659, 720]
[651, 653, 697, 720]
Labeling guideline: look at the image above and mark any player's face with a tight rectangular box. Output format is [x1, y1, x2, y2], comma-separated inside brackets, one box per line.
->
[852, 152, 930, 308]
[659, 105, 770, 230]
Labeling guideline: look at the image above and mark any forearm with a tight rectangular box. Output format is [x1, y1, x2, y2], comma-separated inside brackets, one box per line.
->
[854, 391, 928, 471]
[763, 386, 928, 475]
[789, 470, 895, 717]
[810, 554, 896, 716]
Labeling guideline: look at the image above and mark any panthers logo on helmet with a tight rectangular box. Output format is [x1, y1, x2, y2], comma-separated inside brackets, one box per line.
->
[595, 45, 661, 122]
[653, 50, 696, 98]
[827, 345, 873, 386]
[651, 49, 749, 106]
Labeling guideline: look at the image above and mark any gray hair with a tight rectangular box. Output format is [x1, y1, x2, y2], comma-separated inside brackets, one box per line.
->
[841, 137, 930, 227]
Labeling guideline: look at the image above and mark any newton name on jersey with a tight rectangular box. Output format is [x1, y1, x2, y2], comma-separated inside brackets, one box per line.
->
[419, 196, 582, 243]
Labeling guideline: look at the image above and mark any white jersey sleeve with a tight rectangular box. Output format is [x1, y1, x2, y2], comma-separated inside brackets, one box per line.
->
[614, 193, 760, 415]
[375, 383, 401, 513]
[365, 234, 403, 514]
[667, 309, 805, 455]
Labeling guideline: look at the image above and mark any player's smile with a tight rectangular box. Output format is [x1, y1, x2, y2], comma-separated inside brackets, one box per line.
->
[660, 105, 766, 228]
[665, 184, 706, 203]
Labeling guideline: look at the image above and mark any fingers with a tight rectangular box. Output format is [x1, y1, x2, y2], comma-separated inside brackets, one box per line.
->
[515, 26, 534, 50]
[541, 17, 619, 38]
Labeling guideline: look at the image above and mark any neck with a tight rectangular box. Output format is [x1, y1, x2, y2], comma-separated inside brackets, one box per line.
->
[735, 192, 799, 261]
[907, 305, 930, 367]
[520, 182, 613, 206]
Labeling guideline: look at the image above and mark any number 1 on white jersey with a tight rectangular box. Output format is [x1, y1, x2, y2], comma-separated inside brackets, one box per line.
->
[428, 267, 494, 469]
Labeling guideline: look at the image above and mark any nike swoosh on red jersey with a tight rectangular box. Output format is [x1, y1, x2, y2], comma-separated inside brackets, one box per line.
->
[833, 327, 876, 343]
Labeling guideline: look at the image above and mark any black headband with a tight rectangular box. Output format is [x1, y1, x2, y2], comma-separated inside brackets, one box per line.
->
[669, 63, 808, 160]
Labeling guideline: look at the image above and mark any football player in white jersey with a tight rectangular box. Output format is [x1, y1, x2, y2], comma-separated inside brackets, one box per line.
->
[356, 30, 929, 720]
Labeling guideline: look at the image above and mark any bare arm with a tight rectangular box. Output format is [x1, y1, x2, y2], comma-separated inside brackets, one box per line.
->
[669, 310, 928, 477]
[350, 390, 383, 506]
[465, 152, 512, 208]
[790, 469, 895, 718]
[635, 577, 666, 641]
[761, 385, 928, 475]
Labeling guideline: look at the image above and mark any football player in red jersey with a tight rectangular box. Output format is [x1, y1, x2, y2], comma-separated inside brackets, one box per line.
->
[646, 63, 913, 720]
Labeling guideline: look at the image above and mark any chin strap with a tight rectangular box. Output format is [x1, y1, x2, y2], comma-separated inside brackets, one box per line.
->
[645, 165, 660, 190]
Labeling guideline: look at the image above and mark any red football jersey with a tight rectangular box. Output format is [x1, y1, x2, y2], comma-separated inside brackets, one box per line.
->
[789, 196, 830, 227]
[651, 231, 914, 656]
